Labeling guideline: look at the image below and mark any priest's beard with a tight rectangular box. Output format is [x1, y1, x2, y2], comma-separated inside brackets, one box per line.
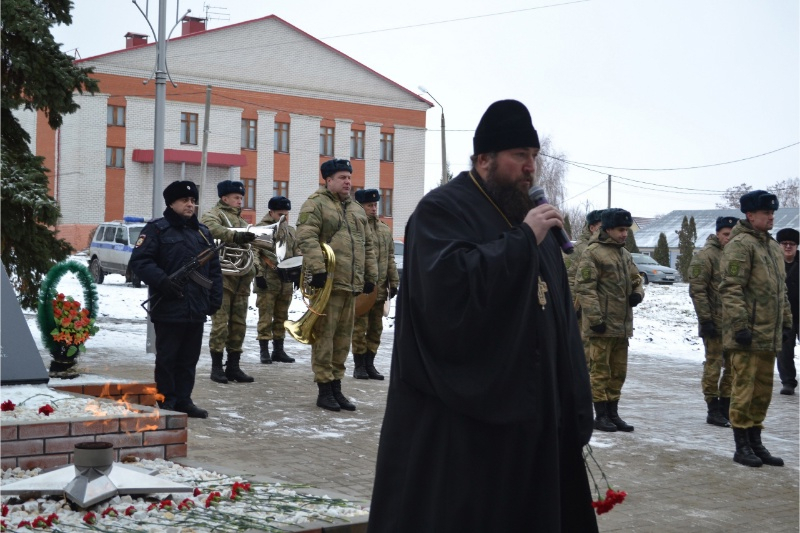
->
[484, 163, 534, 225]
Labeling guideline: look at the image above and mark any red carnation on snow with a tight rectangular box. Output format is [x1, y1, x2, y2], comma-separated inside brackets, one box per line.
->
[1, 400, 15, 412]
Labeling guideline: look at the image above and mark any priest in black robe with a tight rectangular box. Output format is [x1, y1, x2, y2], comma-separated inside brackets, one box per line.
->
[368, 100, 598, 532]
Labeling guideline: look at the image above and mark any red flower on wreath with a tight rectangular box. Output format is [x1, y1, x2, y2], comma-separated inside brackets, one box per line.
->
[1, 400, 14, 412]
[37, 405, 54, 416]
[49, 293, 99, 355]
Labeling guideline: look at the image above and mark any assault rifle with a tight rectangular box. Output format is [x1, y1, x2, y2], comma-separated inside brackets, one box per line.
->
[140, 241, 225, 315]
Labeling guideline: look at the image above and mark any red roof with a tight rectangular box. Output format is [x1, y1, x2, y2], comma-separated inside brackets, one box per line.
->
[132, 149, 247, 168]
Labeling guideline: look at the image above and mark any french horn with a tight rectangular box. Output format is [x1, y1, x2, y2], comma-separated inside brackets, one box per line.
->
[285, 243, 335, 344]
[218, 216, 286, 276]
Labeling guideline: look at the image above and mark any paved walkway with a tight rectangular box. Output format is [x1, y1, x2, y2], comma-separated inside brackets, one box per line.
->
[76, 325, 799, 532]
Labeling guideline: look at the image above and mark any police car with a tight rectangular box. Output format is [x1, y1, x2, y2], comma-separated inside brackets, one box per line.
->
[88, 217, 147, 287]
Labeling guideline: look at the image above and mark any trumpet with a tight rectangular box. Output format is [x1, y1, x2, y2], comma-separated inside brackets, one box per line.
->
[285, 243, 335, 344]
[219, 216, 286, 276]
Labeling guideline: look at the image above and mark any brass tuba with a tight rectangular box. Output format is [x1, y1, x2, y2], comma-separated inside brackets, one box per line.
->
[218, 216, 286, 276]
[285, 243, 335, 344]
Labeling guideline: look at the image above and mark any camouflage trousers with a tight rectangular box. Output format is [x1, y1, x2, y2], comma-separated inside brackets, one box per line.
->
[701, 335, 732, 402]
[587, 337, 629, 402]
[311, 290, 354, 383]
[729, 350, 777, 429]
[255, 283, 292, 341]
[209, 274, 252, 353]
[352, 299, 385, 354]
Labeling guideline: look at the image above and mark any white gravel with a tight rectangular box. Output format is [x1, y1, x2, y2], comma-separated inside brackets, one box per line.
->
[0, 385, 139, 422]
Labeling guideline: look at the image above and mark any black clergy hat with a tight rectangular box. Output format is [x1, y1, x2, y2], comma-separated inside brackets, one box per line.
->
[473, 100, 540, 155]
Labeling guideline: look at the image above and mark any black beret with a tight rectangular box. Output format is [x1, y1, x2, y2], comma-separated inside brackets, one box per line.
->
[586, 210, 605, 226]
[776, 228, 799, 245]
[601, 208, 633, 229]
[321, 158, 352, 178]
[473, 100, 540, 155]
[268, 196, 291, 211]
[355, 189, 380, 204]
[739, 190, 779, 213]
[163, 180, 198, 206]
[217, 180, 245, 197]
[715, 216, 738, 232]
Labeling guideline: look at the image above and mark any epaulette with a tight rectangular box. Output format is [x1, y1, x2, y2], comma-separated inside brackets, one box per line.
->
[153, 218, 170, 232]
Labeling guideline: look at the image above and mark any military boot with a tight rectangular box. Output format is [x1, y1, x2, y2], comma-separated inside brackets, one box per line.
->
[732, 427, 763, 467]
[331, 379, 356, 411]
[352, 354, 369, 379]
[174, 401, 208, 419]
[271, 338, 295, 363]
[607, 400, 634, 432]
[210, 351, 228, 384]
[706, 398, 730, 427]
[259, 340, 272, 364]
[747, 427, 784, 466]
[364, 350, 385, 380]
[316, 382, 341, 412]
[593, 401, 618, 432]
[719, 397, 731, 423]
[225, 351, 255, 383]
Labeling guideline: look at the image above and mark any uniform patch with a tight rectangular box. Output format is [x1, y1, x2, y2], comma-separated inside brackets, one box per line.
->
[690, 264, 700, 278]
[728, 261, 740, 276]
[134, 235, 146, 247]
[581, 267, 592, 281]
[297, 213, 309, 225]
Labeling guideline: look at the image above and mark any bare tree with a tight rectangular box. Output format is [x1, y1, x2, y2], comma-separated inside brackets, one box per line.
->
[536, 136, 567, 209]
[716, 183, 752, 209]
[716, 178, 798, 209]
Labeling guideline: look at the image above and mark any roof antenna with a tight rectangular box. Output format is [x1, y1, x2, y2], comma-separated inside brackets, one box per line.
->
[203, 2, 229, 28]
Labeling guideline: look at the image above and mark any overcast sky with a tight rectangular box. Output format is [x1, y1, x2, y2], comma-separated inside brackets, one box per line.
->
[51, 0, 799, 218]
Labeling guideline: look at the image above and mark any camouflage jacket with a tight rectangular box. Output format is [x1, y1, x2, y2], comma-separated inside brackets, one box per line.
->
[719, 221, 792, 352]
[575, 230, 644, 338]
[688, 234, 724, 330]
[200, 200, 256, 280]
[254, 212, 299, 292]
[564, 226, 593, 306]
[366, 214, 399, 302]
[296, 186, 377, 293]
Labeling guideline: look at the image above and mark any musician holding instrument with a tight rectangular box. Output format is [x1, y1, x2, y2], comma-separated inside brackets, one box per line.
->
[199, 180, 258, 385]
[351, 188, 399, 380]
[295, 158, 377, 412]
[130, 180, 223, 419]
[254, 196, 299, 364]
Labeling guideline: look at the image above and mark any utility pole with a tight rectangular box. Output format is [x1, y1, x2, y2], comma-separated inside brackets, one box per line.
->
[200, 85, 212, 203]
[607, 174, 612, 208]
[418, 86, 448, 186]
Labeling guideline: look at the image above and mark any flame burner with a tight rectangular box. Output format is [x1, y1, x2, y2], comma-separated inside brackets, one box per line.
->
[1, 442, 193, 508]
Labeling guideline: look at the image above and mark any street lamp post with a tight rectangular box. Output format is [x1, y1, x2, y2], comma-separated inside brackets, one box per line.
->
[419, 86, 448, 186]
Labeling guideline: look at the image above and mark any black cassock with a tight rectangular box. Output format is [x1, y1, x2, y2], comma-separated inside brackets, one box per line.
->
[368, 172, 597, 532]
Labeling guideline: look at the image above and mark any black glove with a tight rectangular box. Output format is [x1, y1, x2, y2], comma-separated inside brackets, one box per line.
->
[309, 272, 328, 289]
[158, 278, 183, 299]
[734, 329, 753, 346]
[699, 321, 719, 338]
[363, 282, 375, 295]
[782, 327, 793, 344]
[628, 293, 643, 307]
[233, 231, 257, 245]
[590, 323, 607, 334]
[390, 286, 398, 299]
[255, 276, 267, 290]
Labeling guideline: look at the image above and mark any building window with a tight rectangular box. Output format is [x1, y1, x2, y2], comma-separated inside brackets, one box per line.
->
[181, 112, 198, 145]
[274, 122, 289, 152]
[243, 179, 256, 210]
[380, 133, 394, 162]
[241, 119, 257, 150]
[106, 147, 124, 168]
[319, 127, 334, 156]
[350, 130, 364, 159]
[273, 180, 288, 198]
[379, 188, 393, 217]
[107, 105, 125, 126]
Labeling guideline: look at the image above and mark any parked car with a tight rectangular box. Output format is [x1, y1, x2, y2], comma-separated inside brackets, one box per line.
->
[88, 217, 147, 287]
[630, 253, 680, 285]
[394, 240, 404, 279]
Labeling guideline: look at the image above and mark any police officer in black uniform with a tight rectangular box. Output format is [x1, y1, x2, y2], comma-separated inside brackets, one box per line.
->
[130, 180, 223, 418]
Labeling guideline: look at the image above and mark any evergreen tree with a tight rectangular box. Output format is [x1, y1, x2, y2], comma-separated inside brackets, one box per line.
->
[675, 216, 695, 280]
[1, 0, 98, 308]
[653, 233, 670, 267]
[625, 229, 640, 253]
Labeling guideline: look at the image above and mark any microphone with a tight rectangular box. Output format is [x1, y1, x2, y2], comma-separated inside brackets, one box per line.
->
[528, 186, 574, 254]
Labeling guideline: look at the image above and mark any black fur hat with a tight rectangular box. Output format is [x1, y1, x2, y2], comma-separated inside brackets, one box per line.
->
[586, 210, 605, 226]
[473, 100, 540, 155]
[163, 180, 198, 205]
[355, 189, 380, 204]
[268, 196, 291, 211]
[601, 208, 633, 229]
[320, 158, 353, 178]
[715, 216, 738, 232]
[217, 180, 245, 198]
[776, 228, 799, 245]
[739, 190, 779, 213]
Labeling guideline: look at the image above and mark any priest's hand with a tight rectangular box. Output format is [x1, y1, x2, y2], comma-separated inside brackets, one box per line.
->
[523, 204, 564, 247]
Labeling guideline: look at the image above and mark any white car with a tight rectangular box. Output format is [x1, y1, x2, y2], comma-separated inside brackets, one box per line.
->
[394, 240, 404, 278]
[88, 217, 147, 287]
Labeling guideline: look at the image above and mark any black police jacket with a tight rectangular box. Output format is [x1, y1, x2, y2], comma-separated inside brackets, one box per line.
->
[130, 208, 223, 323]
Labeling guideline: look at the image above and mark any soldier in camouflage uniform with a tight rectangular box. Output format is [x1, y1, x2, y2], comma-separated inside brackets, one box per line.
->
[688, 216, 738, 428]
[351, 189, 399, 380]
[575, 208, 644, 433]
[565, 209, 604, 364]
[296, 159, 377, 412]
[253, 196, 299, 365]
[720, 190, 792, 468]
[200, 180, 257, 385]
